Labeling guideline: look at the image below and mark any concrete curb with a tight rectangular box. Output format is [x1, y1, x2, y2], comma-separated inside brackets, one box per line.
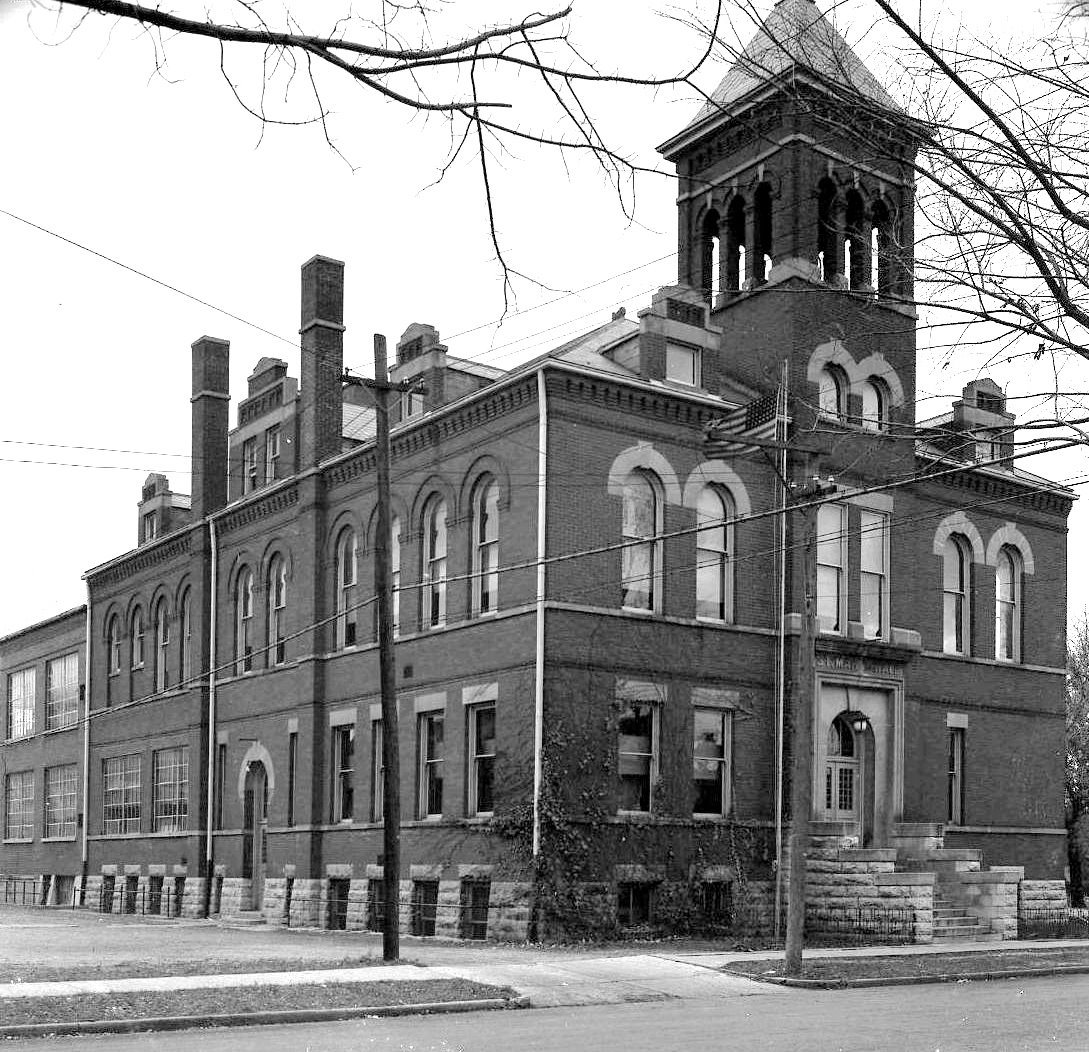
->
[731, 964, 1089, 990]
[0, 994, 530, 1039]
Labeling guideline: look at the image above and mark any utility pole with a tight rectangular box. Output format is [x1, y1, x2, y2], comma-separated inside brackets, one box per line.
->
[343, 337, 421, 962]
[784, 474, 836, 978]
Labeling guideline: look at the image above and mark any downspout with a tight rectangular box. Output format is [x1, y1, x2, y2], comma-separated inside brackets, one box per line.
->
[773, 361, 789, 938]
[203, 516, 219, 915]
[80, 587, 92, 904]
[532, 368, 548, 859]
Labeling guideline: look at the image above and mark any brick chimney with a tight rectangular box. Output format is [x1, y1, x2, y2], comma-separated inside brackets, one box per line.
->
[298, 255, 345, 470]
[191, 336, 230, 519]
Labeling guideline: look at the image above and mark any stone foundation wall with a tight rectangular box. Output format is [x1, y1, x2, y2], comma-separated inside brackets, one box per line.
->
[1019, 879, 1068, 914]
[944, 868, 1022, 938]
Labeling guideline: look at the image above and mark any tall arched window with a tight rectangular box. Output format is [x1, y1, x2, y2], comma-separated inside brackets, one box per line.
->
[942, 535, 970, 655]
[818, 365, 848, 419]
[695, 487, 733, 622]
[335, 529, 358, 648]
[724, 196, 746, 293]
[995, 546, 1021, 661]
[753, 183, 773, 287]
[131, 608, 145, 669]
[235, 568, 254, 673]
[108, 615, 122, 676]
[179, 589, 192, 685]
[154, 598, 169, 693]
[267, 555, 287, 666]
[871, 198, 892, 294]
[424, 498, 448, 628]
[391, 515, 402, 637]
[699, 210, 721, 300]
[472, 478, 500, 617]
[844, 189, 866, 289]
[817, 177, 839, 281]
[861, 378, 888, 431]
[621, 471, 661, 612]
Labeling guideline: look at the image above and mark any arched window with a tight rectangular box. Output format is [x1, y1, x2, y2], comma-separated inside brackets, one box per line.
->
[871, 198, 892, 295]
[335, 529, 358, 648]
[942, 535, 970, 655]
[695, 487, 734, 622]
[131, 608, 145, 669]
[995, 546, 1022, 661]
[267, 555, 287, 666]
[472, 478, 500, 616]
[817, 177, 839, 282]
[108, 615, 122, 676]
[621, 471, 661, 612]
[179, 590, 192, 685]
[844, 189, 866, 290]
[861, 378, 888, 431]
[753, 183, 773, 287]
[699, 210, 721, 300]
[235, 568, 254, 673]
[424, 498, 448, 628]
[391, 515, 402, 637]
[154, 598, 169, 693]
[724, 196, 746, 294]
[825, 715, 858, 821]
[818, 365, 848, 419]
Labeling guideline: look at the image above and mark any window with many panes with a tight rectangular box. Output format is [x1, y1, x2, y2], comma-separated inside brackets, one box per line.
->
[153, 747, 189, 833]
[418, 711, 444, 818]
[816, 504, 847, 633]
[617, 684, 659, 813]
[424, 499, 448, 628]
[7, 668, 35, 740]
[621, 472, 661, 612]
[695, 486, 733, 622]
[46, 653, 78, 731]
[471, 479, 499, 617]
[693, 708, 732, 816]
[468, 704, 496, 816]
[102, 754, 141, 835]
[44, 765, 77, 838]
[995, 546, 1022, 661]
[4, 771, 33, 839]
[335, 529, 358, 648]
[942, 535, 971, 655]
[332, 724, 355, 823]
[859, 510, 888, 640]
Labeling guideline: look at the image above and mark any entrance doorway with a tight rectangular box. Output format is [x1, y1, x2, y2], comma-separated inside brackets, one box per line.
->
[242, 761, 268, 910]
[824, 715, 859, 823]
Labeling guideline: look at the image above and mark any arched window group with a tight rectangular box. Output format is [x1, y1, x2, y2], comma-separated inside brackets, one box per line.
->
[816, 365, 890, 430]
[698, 183, 774, 300]
[812, 180, 897, 295]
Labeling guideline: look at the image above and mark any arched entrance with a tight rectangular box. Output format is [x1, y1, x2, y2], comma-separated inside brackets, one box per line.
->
[823, 712, 876, 846]
[242, 761, 268, 910]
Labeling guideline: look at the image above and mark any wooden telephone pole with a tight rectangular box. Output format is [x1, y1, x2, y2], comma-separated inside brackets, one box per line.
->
[343, 336, 421, 962]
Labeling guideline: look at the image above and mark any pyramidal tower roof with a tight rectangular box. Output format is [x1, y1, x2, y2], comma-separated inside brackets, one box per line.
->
[663, 0, 902, 155]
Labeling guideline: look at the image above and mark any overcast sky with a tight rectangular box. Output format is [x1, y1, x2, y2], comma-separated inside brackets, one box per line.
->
[0, 0, 1085, 639]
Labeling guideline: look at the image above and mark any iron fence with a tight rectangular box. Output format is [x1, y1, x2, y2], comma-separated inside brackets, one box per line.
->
[805, 905, 916, 945]
[97, 879, 182, 918]
[0, 876, 79, 909]
[1019, 908, 1089, 940]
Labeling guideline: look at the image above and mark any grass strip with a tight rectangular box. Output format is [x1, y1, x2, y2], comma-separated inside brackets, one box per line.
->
[726, 946, 1089, 983]
[0, 978, 513, 1027]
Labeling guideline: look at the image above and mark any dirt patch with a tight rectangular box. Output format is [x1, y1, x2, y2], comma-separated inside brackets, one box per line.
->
[726, 946, 1089, 983]
[1, 979, 514, 1027]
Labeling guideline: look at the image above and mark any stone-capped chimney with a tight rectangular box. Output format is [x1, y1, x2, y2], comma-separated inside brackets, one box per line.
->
[298, 255, 345, 469]
[191, 336, 230, 519]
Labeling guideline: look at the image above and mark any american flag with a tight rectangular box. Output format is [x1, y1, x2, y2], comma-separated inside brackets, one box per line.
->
[704, 391, 782, 457]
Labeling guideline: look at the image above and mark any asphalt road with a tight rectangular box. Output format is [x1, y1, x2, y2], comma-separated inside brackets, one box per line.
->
[8, 973, 1089, 1052]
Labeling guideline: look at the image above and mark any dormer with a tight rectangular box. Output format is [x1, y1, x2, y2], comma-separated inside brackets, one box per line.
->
[921, 378, 1017, 466]
[228, 358, 299, 500]
[137, 473, 191, 545]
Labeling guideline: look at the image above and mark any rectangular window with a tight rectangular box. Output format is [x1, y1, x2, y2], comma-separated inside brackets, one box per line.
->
[215, 743, 227, 829]
[411, 880, 439, 936]
[287, 732, 297, 827]
[7, 668, 35, 740]
[333, 725, 355, 823]
[948, 728, 965, 825]
[859, 510, 888, 640]
[4, 771, 34, 840]
[665, 342, 700, 386]
[371, 720, 384, 823]
[816, 504, 847, 633]
[468, 704, 496, 816]
[418, 711, 444, 819]
[264, 424, 281, 483]
[459, 879, 491, 940]
[693, 708, 732, 816]
[242, 436, 257, 493]
[46, 653, 79, 731]
[366, 878, 384, 932]
[153, 747, 189, 833]
[44, 765, 77, 839]
[401, 390, 425, 420]
[102, 754, 141, 835]
[617, 882, 654, 927]
[618, 698, 657, 813]
[142, 511, 158, 542]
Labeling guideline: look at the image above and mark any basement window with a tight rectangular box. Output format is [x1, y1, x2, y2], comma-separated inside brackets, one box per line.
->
[617, 882, 654, 928]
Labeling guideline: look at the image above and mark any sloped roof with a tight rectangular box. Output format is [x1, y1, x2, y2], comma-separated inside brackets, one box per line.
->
[672, 0, 902, 146]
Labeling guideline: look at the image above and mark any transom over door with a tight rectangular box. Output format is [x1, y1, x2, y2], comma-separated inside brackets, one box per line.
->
[825, 716, 859, 822]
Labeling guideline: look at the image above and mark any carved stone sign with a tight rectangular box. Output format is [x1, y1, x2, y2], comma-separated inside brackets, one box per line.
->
[815, 653, 901, 680]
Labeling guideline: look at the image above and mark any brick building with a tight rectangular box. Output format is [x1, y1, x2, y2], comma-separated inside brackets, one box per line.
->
[2, 0, 1074, 938]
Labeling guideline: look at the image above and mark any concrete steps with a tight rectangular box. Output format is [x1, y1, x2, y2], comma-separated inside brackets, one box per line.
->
[229, 910, 266, 925]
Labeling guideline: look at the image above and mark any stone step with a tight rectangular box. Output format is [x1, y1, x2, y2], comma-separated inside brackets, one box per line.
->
[933, 930, 1003, 943]
[934, 915, 979, 929]
[933, 908, 974, 921]
[229, 910, 267, 925]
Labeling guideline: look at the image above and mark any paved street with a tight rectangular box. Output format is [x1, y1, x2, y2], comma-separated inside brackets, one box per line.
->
[2, 974, 1087, 1051]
